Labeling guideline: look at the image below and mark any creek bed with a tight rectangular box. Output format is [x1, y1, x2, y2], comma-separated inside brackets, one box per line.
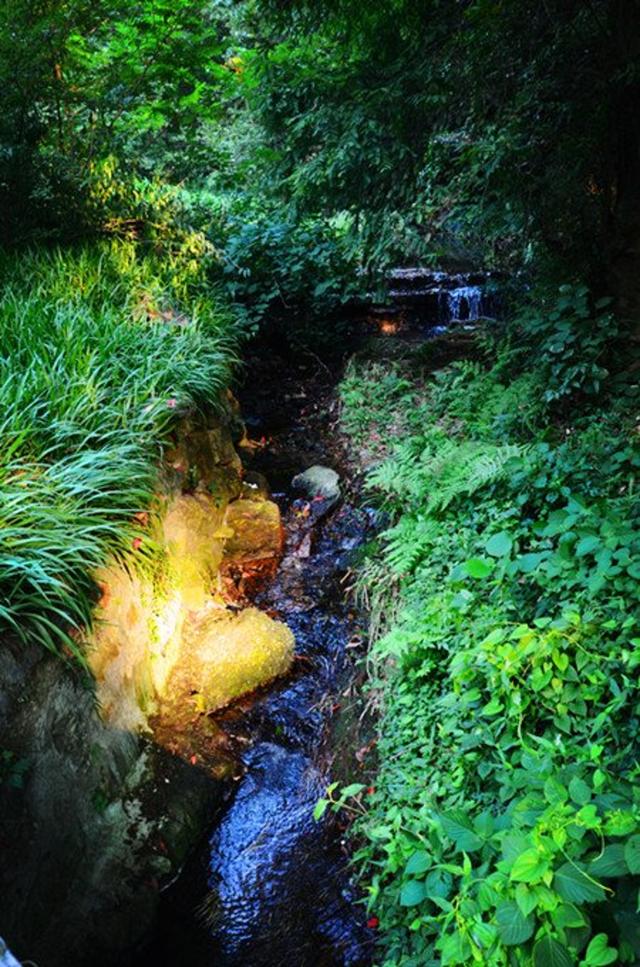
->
[140, 351, 375, 967]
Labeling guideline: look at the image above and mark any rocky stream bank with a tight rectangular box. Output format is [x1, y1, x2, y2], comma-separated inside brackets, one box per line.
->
[0, 345, 376, 967]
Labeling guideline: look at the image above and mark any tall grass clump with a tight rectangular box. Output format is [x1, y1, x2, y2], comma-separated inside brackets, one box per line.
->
[0, 241, 238, 659]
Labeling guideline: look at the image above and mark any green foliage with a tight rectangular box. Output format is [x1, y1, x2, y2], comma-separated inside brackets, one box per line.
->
[342, 346, 640, 965]
[230, 0, 640, 282]
[0, 241, 236, 658]
[0, 0, 231, 241]
[214, 199, 361, 336]
[516, 287, 617, 403]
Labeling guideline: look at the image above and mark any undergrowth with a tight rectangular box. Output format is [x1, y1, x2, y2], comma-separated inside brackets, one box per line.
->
[341, 312, 640, 966]
[0, 241, 237, 659]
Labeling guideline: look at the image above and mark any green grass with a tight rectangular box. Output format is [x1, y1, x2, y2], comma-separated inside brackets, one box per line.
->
[0, 241, 237, 658]
[341, 338, 640, 966]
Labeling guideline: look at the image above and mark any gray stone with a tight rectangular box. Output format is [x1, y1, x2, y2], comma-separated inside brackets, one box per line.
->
[291, 465, 341, 504]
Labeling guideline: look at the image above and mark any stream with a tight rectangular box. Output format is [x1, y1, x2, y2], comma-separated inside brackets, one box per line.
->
[142, 349, 376, 967]
[139, 272, 496, 967]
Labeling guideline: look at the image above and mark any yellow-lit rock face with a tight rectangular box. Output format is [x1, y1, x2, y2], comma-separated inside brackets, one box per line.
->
[87, 411, 293, 734]
[163, 494, 226, 610]
[164, 607, 294, 715]
[223, 499, 284, 563]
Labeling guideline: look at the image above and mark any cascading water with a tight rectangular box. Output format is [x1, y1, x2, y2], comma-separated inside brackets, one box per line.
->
[380, 266, 499, 329]
[438, 285, 483, 322]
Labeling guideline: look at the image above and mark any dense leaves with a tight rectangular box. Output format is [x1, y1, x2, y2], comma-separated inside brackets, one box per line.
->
[341, 343, 640, 965]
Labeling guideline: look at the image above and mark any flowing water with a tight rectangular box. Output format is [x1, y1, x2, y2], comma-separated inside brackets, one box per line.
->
[386, 266, 498, 327]
[142, 353, 375, 967]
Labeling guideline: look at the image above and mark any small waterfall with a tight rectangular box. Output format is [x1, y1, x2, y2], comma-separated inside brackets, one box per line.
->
[444, 285, 483, 322]
[382, 267, 499, 329]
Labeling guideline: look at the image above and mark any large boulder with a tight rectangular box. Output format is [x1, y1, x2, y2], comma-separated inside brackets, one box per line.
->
[223, 498, 284, 563]
[88, 420, 289, 733]
[161, 606, 294, 721]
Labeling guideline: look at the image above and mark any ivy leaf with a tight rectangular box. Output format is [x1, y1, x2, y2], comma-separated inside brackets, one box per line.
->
[581, 933, 618, 966]
[495, 899, 535, 945]
[554, 862, 605, 902]
[624, 835, 640, 875]
[533, 935, 574, 967]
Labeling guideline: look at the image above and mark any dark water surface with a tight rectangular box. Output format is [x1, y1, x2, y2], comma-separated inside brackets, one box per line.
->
[140, 353, 376, 967]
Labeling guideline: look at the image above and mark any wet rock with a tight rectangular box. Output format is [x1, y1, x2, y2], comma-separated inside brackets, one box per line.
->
[240, 470, 271, 502]
[163, 606, 294, 716]
[292, 465, 341, 504]
[0, 636, 221, 967]
[89, 491, 232, 731]
[223, 498, 284, 563]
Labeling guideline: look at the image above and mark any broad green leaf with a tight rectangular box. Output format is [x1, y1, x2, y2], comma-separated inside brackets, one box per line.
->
[568, 777, 591, 806]
[471, 919, 498, 949]
[588, 844, 628, 878]
[440, 810, 484, 852]
[463, 557, 495, 579]
[552, 903, 586, 929]
[517, 552, 547, 573]
[485, 531, 513, 557]
[544, 777, 568, 805]
[554, 862, 605, 902]
[510, 848, 551, 883]
[582, 933, 617, 966]
[495, 899, 535, 945]
[439, 930, 471, 965]
[515, 882, 538, 917]
[405, 850, 431, 876]
[533, 935, 574, 967]
[576, 535, 601, 557]
[400, 879, 427, 906]
[425, 870, 452, 899]
[624, 835, 640, 874]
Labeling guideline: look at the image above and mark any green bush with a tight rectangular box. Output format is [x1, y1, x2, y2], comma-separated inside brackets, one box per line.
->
[213, 196, 362, 338]
[341, 343, 640, 965]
